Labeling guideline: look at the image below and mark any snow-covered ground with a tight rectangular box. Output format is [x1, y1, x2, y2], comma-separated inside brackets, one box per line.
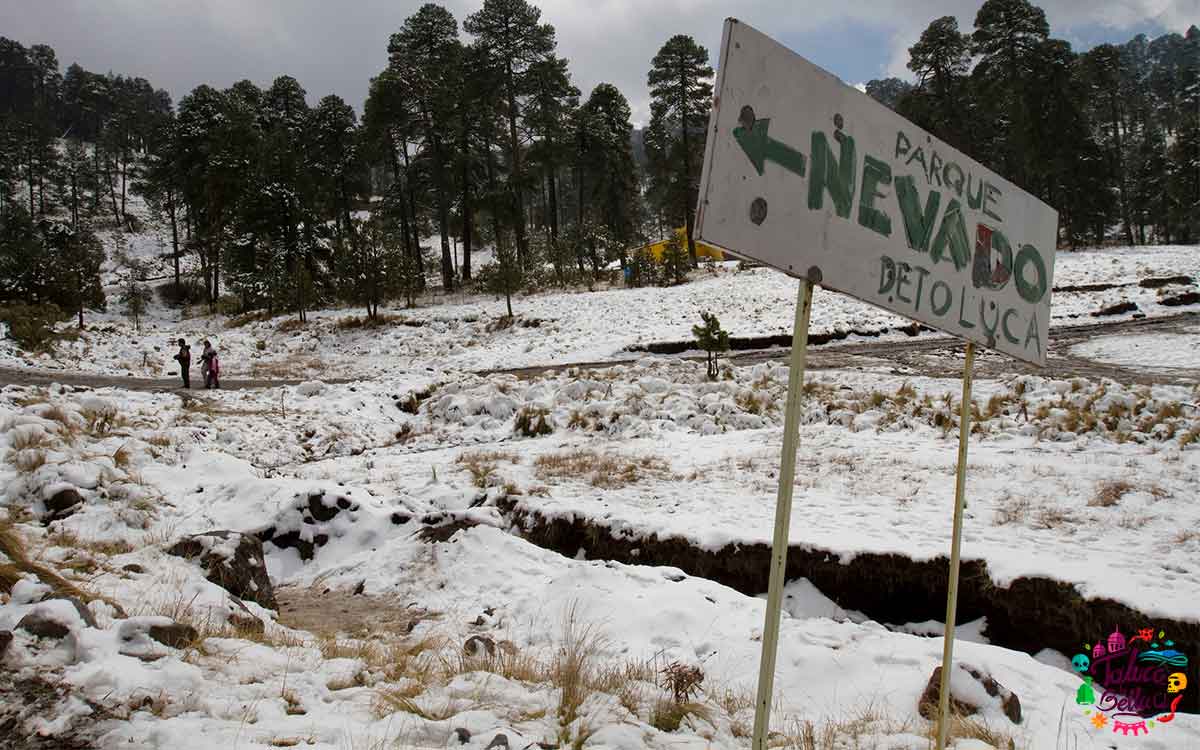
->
[1073, 324, 1200, 369]
[2, 352, 1198, 748]
[2, 193, 1199, 748]
[3, 244, 1198, 379]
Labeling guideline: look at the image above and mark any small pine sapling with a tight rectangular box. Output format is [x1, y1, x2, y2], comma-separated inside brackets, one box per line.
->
[660, 233, 689, 286]
[117, 255, 152, 332]
[692, 311, 729, 380]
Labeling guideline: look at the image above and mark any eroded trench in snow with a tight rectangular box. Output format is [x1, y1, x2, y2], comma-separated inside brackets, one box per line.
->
[233, 357, 1200, 718]
[248, 478, 1200, 717]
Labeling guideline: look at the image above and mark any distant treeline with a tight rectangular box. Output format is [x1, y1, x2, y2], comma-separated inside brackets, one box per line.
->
[865, 1, 1199, 248]
[0, 0, 1196, 329]
[0, 0, 713, 323]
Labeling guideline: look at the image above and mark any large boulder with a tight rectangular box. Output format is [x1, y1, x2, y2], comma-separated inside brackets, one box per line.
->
[168, 531, 277, 609]
[0, 630, 11, 659]
[918, 663, 1022, 725]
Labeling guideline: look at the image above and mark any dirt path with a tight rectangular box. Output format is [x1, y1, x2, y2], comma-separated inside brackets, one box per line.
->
[0, 366, 346, 392]
[488, 311, 1200, 387]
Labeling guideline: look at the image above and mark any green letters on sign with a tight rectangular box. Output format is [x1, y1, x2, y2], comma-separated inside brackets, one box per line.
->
[931, 199, 970, 271]
[1014, 245, 1048, 303]
[858, 155, 892, 237]
[809, 130, 856, 219]
[895, 176, 941, 254]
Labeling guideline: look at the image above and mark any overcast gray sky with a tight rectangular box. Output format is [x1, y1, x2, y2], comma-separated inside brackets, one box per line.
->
[1, 0, 1195, 125]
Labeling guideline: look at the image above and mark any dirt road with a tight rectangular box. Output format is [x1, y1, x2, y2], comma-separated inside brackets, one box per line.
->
[491, 311, 1200, 386]
[0, 367, 332, 393]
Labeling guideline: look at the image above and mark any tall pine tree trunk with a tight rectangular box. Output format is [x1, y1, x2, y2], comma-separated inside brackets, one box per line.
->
[504, 64, 529, 267]
[679, 74, 698, 267]
[401, 138, 425, 292]
[1110, 100, 1135, 245]
[387, 131, 416, 285]
[169, 191, 181, 288]
[461, 166, 473, 283]
[428, 128, 454, 292]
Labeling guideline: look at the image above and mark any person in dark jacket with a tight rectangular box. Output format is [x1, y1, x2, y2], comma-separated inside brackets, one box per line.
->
[173, 338, 191, 389]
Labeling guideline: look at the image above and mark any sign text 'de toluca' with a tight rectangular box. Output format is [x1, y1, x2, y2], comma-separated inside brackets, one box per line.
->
[695, 19, 1058, 365]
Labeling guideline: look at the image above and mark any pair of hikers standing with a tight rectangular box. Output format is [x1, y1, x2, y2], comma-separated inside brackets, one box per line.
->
[173, 339, 220, 389]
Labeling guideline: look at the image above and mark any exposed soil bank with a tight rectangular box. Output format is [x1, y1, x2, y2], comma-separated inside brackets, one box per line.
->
[627, 322, 930, 356]
[499, 497, 1199, 714]
[1052, 274, 1192, 293]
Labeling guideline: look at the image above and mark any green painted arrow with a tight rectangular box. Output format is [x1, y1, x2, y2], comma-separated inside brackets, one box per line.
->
[733, 118, 807, 178]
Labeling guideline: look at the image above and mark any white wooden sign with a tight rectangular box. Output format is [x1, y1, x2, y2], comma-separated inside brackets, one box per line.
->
[696, 19, 1058, 365]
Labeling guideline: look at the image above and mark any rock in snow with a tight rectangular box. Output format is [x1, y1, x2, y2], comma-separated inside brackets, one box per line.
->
[168, 530, 277, 609]
[43, 487, 84, 521]
[17, 610, 71, 640]
[918, 663, 1022, 724]
[147, 622, 199, 649]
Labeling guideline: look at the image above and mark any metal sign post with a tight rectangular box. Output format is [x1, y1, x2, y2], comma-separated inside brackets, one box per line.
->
[751, 278, 814, 749]
[694, 19, 1057, 747]
[935, 341, 976, 749]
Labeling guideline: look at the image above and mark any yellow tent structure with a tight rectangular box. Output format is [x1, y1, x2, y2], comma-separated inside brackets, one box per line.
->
[633, 227, 725, 261]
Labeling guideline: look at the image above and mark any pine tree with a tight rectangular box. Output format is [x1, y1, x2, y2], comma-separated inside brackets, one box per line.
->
[389, 3, 463, 291]
[116, 251, 151, 331]
[42, 220, 105, 328]
[647, 35, 712, 267]
[464, 0, 556, 268]
[363, 68, 423, 289]
[524, 55, 578, 261]
[581, 84, 640, 265]
[660, 232, 689, 286]
[864, 78, 914, 111]
[971, 0, 1050, 188]
[692, 311, 729, 380]
[902, 16, 971, 151]
[1080, 44, 1137, 244]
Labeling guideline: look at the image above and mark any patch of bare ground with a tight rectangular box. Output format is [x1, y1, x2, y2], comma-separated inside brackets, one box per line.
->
[274, 584, 429, 637]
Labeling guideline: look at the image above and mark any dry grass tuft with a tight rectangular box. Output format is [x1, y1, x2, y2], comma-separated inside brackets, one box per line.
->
[336, 313, 400, 330]
[534, 449, 673, 489]
[1090, 480, 1133, 508]
[514, 405, 554, 437]
[554, 603, 606, 726]
[81, 402, 125, 436]
[0, 518, 111, 608]
[112, 442, 134, 469]
[1033, 505, 1077, 529]
[929, 713, 1020, 748]
[1173, 529, 1200, 544]
[650, 698, 711, 733]
[8, 425, 52, 452]
[9, 447, 47, 473]
[456, 450, 520, 488]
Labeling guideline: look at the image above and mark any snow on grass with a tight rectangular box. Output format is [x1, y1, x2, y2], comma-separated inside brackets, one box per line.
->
[2, 245, 1197, 378]
[2, 304, 1199, 747]
[1072, 325, 1200, 369]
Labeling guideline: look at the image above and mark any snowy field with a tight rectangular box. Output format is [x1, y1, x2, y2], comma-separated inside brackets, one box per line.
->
[2, 349, 1199, 748]
[1073, 324, 1200, 369]
[2, 201, 1199, 748]
[1, 241, 1198, 379]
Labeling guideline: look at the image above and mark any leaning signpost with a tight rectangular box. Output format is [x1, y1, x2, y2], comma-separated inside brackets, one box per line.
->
[694, 19, 1058, 750]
